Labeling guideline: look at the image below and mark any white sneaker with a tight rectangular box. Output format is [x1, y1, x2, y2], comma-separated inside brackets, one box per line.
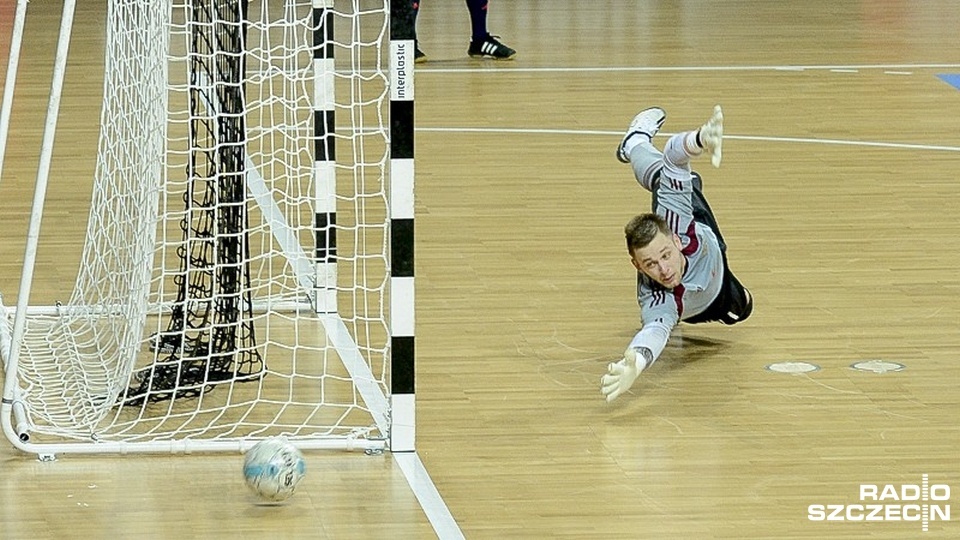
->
[616, 106, 666, 163]
[699, 105, 723, 167]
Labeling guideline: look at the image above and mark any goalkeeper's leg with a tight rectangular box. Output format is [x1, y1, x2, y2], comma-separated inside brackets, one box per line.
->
[628, 143, 665, 193]
[618, 107, 667, 192]
[661, 105, 723, 174]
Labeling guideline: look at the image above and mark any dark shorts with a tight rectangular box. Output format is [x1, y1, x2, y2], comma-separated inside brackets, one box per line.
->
[684, 260, 753, 325]
[652, 171, 753, 326]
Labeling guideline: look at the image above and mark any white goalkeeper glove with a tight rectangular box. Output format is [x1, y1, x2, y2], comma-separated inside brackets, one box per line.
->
[699, 104, 723, 168]
[600, 347, 652, 403]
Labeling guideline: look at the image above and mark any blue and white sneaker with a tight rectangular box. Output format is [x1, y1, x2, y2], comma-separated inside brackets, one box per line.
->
[616, 106, 666, 164]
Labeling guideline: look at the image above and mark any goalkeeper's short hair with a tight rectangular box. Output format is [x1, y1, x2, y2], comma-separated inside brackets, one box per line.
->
[624, 213, 672, 256]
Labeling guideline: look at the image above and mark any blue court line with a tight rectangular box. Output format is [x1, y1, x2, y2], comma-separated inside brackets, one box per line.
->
[937, 74, 960, 90]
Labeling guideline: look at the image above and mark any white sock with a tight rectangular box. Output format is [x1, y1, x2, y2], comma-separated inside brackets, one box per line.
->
[622, 132, 652, 160]
[682, 130, 703, 157]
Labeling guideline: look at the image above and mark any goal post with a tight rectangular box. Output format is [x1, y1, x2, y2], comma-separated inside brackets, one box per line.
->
[0, 0, 416, 457]
[388, 0, 416, 453]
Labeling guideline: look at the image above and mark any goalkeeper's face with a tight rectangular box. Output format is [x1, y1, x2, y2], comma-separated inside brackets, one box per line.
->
[630, 231, 686, 289]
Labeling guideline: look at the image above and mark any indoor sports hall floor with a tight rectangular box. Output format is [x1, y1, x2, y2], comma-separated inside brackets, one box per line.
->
[1, 1, 959, 538]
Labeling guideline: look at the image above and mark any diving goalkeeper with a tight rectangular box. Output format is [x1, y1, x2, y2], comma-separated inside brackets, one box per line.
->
[601, 105, 753, 402]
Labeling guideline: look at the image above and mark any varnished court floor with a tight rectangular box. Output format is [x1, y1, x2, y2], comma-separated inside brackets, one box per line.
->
[2, 1, 960, 538]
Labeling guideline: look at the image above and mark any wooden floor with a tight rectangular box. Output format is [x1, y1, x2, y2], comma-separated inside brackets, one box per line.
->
[2, 0, 960, 538]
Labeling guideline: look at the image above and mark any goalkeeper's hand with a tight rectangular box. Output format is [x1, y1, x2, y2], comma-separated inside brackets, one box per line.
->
[600, 347, 651, 402]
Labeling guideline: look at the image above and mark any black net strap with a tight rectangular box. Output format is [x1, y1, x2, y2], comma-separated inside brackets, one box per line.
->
[126, 0, 263, 405]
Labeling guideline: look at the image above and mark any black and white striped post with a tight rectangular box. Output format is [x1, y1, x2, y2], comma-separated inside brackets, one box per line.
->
[313, 0, 337, 313]
[388, 0, 416, 453]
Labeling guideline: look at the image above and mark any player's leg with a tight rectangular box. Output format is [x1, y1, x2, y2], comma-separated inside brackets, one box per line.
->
[646, 122, 703, 219]
[652, 108, 717, 203]
[616, 107, 667, 192]
[660, 104, 722, 175]
[465, 0, 488, 41]
[630, 144, 665, 194]
[621, 106, 728, 247]
[412, 1, 426, 63]
[655, 106, 726, 236]
[466, 0, 516, 59]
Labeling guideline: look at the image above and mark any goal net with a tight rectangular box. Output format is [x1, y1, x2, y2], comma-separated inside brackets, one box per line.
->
[0, 0, 411, 455]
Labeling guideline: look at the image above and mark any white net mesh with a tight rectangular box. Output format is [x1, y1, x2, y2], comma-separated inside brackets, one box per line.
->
[2, 0, 391, 450]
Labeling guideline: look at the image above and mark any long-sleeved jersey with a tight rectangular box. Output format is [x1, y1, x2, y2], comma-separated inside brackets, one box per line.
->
[627, 135, 725, 362]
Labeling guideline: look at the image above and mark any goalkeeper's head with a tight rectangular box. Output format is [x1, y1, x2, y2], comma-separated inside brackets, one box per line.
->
[624, 213, 686, 289]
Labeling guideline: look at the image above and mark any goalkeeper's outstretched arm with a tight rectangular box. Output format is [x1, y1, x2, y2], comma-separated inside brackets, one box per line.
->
[600, 346, 654, 402]
[600, 312, 672, 402]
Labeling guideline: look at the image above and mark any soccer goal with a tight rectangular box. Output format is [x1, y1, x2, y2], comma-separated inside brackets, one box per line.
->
[0, 0, 416, 457]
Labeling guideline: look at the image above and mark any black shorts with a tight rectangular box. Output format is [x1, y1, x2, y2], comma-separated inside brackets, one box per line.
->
[684, 259, 753, 325]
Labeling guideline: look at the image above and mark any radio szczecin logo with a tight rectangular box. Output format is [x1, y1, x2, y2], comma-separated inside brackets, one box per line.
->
[808, 474, 950, 532]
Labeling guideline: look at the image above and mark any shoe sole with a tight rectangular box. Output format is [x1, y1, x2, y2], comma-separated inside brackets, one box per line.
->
[468, 54, 516, 60]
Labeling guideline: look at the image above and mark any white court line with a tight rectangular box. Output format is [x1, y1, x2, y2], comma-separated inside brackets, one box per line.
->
[725, 134, 960, 152]
[417, 63, 960, 74]
[395, 452, 466, 540]
[416, 127, 960, 153]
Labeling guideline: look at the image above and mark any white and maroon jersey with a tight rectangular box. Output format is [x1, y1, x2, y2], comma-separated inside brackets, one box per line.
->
[626, 134, 725, 362]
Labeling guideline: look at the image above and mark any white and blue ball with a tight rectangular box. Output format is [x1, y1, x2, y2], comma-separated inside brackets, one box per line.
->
[243, 437, 306, 502]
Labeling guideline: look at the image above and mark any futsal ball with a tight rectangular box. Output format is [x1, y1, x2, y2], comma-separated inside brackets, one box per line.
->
[243, 436, 306, 502]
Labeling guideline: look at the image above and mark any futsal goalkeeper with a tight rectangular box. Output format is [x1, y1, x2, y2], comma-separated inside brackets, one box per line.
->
[601, 105, 753, 402]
